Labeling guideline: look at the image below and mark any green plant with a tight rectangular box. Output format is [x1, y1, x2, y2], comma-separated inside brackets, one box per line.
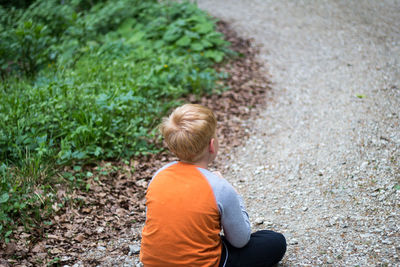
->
[0, 0, 233, 242]
[0, 162, 55, 243]
[1, 0, 231, 165]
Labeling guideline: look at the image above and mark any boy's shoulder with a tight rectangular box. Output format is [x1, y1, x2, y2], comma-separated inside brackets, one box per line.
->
[150, 161, 238, 204]
[154, 162, 220, 179]
[152, 162, 224, 184]
[153, 161, 179, 176]
[196, 167, 234, 191]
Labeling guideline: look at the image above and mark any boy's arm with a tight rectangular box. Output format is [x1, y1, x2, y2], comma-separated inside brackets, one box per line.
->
[200, 168, 251, 247]
[217, 181, 251, 248]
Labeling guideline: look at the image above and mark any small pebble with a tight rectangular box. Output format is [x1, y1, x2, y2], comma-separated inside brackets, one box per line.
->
[97, 246, 106, 251]
[128, 244, 141, 256]
[255, 217, 264, 225]
[265, 221, 273, 226]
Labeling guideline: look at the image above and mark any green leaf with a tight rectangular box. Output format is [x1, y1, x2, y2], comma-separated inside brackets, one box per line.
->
[5, 230, 12, 237]
[204, 50, 224, 62]
[73, 166, 81, 171]
[190, 42, 204, 51]
[194, 22, 213, 34]
[356, 94, 366, 99]
[201, 39, 213, 48]
[127, 31, 146, 44]
[163, 27, 182, 42]
[176, 35, 191, 47]
[0, 193, 9, 204]
[183, 30, 200, 39]
[118, 18, 135, 36]
[206, 32, 226, 45]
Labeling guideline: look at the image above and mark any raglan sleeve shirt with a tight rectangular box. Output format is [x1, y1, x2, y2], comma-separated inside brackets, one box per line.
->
[197, 167, 251, 248]
[140, 161, 251, 266]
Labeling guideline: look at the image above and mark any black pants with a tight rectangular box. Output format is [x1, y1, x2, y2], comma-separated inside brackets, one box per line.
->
[219, 230, 287, 267]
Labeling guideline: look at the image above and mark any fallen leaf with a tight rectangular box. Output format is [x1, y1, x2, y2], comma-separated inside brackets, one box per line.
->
[31, 242, 45, 253]
[47, 234, 60, 239]
[356, 94, 366, 98]
[74, 233, 85, 243]
[4, 242, 17, 256]
[50, 248, 63, 254]
[81, 207, 92, 213]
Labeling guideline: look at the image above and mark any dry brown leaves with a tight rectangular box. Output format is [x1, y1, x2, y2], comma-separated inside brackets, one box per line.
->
[0, 21, 271, 266]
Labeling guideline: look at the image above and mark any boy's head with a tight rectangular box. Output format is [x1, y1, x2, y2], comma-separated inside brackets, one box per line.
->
[160, 104, 217, 163]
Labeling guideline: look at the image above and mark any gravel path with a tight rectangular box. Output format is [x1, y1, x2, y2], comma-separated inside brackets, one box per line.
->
[197, 0, 400, 266]
[76, 1, 399, 266]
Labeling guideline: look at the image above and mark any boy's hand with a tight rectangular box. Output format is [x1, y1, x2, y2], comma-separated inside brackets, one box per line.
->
[212, 171, 224, 178]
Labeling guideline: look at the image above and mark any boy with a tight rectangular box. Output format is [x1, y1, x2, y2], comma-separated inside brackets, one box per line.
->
[140, 104, 286, 266]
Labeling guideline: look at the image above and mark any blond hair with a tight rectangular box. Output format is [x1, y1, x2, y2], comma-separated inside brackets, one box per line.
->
[160, 104, 217, 162]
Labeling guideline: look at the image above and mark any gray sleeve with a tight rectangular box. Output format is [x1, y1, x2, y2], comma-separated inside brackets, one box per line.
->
[198, 168, 251, 248]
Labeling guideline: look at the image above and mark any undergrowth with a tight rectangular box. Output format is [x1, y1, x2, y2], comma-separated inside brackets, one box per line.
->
[0, 0, 232, 242]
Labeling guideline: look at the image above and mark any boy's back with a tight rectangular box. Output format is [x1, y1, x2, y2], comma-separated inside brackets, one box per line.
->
[140, 161, 222, 266]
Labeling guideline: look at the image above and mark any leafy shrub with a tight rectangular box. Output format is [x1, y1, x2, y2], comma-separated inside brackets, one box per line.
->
[1, 0, 230, 164]
[0, 162, 55, 243]
[0, 0, 232, 241]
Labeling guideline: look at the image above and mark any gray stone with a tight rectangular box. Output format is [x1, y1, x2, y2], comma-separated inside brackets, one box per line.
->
[129, 244, 141, 256]
[254, 217, 264, 225]
[326, 257, 334, 264]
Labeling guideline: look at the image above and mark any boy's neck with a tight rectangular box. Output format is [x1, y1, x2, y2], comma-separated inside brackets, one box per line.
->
[182, 153, 212, 170]
[192, 158, 209, 169]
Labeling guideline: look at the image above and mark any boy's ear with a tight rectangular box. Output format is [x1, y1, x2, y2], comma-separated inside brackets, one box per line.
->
[209, 138, 216, 154]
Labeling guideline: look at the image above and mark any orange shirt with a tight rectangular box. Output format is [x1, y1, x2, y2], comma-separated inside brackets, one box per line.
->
[140, 162, 222, 266]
